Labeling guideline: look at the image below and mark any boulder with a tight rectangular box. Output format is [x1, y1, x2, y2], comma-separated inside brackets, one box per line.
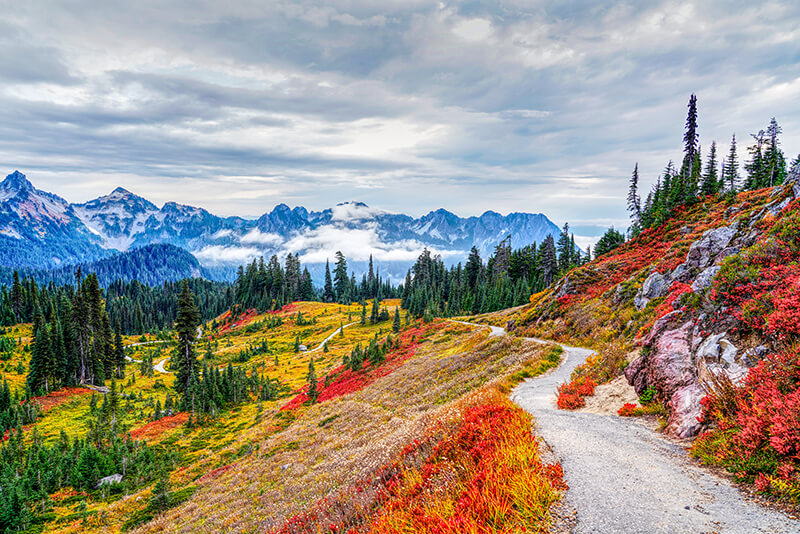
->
[634, 271, 668, 310]
[685, 224, 738, 269]
[96, 473, 123, 488]
[691, 266, 720, 292]
[666, 384, 705, 438]
[670, 263, 692, 283]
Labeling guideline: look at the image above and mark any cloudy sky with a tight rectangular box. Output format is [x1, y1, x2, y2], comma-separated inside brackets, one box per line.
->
[2, 0, 799, 243]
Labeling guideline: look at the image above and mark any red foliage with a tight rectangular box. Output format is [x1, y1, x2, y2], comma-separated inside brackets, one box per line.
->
[197, 464, 233, 484]
[280, 323, 442, 411]
[556, 376, 596, 410]
[274, 396, 564, 533]
[28, 387, 91, 413]
[617, 403, 638, 417]
[217, 307, 260, 334]
[653, 281, 693, 320]
[129, 412, 189, 441]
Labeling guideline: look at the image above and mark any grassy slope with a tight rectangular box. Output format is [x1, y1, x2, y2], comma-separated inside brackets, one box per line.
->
[3, 299, 565, 533]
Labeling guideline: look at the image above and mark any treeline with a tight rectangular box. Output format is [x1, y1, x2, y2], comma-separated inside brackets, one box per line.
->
[0, 271, 232, 335]
[106, 278, 232, 334]
[627, 94, 799, 234]
[401, 233, 585, 319]
[234, 252, 399, 311]
[0, 244, 208, 289]
[0, 381, 178, 531]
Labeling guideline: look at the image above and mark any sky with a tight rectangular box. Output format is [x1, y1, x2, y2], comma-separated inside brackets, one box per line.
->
[1, 0, 799, 247]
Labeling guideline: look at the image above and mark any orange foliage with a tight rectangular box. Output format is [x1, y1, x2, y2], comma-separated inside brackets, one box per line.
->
[29, 387, 91, 413]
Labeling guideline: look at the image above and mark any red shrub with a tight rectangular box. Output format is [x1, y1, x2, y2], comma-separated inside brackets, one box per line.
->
[617, 403, 638, 417]
[556, 376, 596, 410]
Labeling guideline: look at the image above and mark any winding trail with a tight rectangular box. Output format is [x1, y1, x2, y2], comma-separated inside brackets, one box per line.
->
[463, 322, 799, 534]
[308, 322, 357, 353]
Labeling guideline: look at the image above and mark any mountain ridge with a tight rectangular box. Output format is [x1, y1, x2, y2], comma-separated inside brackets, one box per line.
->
[0, 171, 562, 279]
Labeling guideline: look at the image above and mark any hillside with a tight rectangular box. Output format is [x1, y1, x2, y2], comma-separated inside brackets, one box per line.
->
[0, 300, 566, 533]
[504, 166, 800, 502]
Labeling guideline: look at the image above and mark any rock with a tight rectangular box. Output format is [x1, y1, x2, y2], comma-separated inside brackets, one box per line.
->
[649, 322, 695, 401]
[691, 266, 720, 292]
[666, 384, 705, 438]
[794, 183, 800, 200]
[714, 246, 740, 264]
[298, 345, 307, 351]
[696, 333, 725, 362]
[718, 338, 738, 366]
[554, 277, 573, 299]
[634, 271, 668, 310]
[642, 310, 683, 346]
[685, 224, 738, 269]
[670, 263, 692, 283]
[96, 473, 123, 488]
[767, 198, 791, 217]
[741, 345, 768, 367]
[506, 319, 517, 333]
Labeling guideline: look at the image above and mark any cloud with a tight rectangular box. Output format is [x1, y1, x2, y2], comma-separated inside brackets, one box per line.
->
[1, 0, 799, 230]
[282, 222, 460, 264]
[329, 202, 384, 221]
[240, 228, 283, 245]
[193, 244, 261, 266]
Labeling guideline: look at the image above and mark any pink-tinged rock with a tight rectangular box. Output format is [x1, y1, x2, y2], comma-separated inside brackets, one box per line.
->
[648, 322, 694, 401]
[666, 384, 705, 438]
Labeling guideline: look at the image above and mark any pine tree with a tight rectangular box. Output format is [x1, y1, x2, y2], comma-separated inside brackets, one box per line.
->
[764, 117, 786, 187]
[556, 223, 572, 272]
[173, 281, 200, 396]
[307, 357, 318, 403]
[333, 252, 348, 303]
[723, 134, 740, 192]
[323, 260, 334, 303]
[701, 141, 719, 196]
[392, 307, 401, 333]
[682, 93, 699, 179]
[627, 163, 641, 223]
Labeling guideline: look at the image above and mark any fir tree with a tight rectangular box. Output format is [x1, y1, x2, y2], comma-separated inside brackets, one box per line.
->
[307, 357, 318, 403]
[173, 281, 200, 396]
[723, 134, 740, 192]
[701, 141, 719, 196]
[393, 307, 401, 333]
[627, 163, 641, 224]
[323, 260, 334, 303]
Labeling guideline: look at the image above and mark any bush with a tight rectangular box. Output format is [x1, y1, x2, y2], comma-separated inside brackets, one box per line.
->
[556, 376, 597, 410]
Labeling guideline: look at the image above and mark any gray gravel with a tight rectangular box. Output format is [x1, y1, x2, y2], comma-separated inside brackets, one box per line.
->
[505, 335, 800, 533]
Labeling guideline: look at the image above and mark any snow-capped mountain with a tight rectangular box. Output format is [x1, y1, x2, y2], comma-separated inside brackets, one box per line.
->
[0, 171, 108, 268]
[0, 171, 562, 280]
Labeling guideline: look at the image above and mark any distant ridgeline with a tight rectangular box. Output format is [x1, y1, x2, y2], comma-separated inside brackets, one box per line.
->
[0, 244, 207, 288]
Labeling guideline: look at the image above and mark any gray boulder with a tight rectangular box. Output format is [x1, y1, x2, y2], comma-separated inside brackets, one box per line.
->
[685, 224, 738, 269]
[96, 473, 123, 488]
[634, 271, 668, 310]
[691, 266, 720, 292]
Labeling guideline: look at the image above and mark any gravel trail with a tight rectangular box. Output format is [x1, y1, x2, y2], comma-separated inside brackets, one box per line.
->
[466, 323, 799, 533]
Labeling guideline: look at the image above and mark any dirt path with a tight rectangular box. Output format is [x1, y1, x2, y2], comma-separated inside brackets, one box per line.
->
[308, 322, 357, 353]
[462, 322, 799, 533]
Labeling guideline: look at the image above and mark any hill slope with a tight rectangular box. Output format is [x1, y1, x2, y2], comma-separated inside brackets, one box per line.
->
[514, 166, 800, 438]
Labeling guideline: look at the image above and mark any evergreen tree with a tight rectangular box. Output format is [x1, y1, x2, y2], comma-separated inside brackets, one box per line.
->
[556, 223, 573, 272]
[682, 93, 699, 180]
[323, 260, 334, 303]
[701, 141, 720, 196]
[393, 307, 401, 333]
[764, 117, 786, 187]
[593, 227, 625, 257]
[627, 163, 641, 224]
[333, 252, 349, 303]
[307, 357, 318, 403]
[173, 281, 200, 396]
[723, 134, 740, 192]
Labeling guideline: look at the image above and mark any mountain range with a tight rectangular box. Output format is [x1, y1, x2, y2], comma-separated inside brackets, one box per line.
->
[0, 171, 562, 282]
